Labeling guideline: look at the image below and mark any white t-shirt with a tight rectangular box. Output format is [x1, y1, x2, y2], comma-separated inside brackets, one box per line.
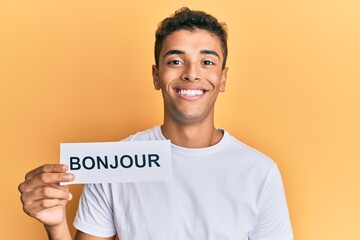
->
[74, 126, 293, 240]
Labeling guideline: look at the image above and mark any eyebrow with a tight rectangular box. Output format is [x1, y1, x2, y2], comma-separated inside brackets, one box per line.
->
[163, 49, 185, 58]
[200, 50, 220, 59]
[163, 49, 220, 59]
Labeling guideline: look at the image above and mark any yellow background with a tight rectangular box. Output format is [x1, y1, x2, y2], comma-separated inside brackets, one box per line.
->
[1, 0, 359, 239]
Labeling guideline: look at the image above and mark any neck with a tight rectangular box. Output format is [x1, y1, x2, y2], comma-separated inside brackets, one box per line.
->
[161, 120, 223, 148]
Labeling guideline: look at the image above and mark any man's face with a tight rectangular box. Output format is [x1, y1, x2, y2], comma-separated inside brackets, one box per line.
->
[152, 29, 228, 124]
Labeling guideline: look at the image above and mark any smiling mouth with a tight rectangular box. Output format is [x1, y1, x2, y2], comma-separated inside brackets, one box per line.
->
[175, 88, 206, 97]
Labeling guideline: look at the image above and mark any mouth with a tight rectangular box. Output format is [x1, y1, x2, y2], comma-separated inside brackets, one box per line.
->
[174, 88, 206, 97]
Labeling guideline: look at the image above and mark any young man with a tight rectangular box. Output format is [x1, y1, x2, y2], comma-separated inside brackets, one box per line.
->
[19, 8, 293, 240]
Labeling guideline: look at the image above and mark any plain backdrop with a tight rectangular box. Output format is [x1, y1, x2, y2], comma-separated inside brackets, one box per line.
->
[1, 0, 359, 239]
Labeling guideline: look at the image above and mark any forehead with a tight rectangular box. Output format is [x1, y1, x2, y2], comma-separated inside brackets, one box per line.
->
[160, 29, 223, 57]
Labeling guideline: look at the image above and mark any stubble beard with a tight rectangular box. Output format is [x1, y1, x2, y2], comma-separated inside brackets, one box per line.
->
[165, 100, 215, 125]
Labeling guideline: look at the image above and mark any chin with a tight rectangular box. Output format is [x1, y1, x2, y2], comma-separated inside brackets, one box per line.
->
[173, 110, 210, 124]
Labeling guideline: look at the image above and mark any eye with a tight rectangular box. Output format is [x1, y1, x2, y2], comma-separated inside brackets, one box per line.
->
[203, 60, 214, 65]
[168, 59, 183, 65]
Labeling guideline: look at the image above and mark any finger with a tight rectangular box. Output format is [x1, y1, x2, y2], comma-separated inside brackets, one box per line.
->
[22, 199, 68, 217]
[21, 186, 73, 203]
[25, 164, 68, 181]
[19, 172, 75, 193]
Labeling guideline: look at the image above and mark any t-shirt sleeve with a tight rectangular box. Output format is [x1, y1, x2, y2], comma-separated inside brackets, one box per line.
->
[249, 163, 293, 240]
[73, 184, 117, 238]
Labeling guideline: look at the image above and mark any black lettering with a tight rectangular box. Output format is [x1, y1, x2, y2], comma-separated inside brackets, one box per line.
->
[70, 157, 81, 170]
[110, 156, 119, 169]
[134, 154, 146, 168]
[97, 156, 108, 169]
[83, 156, 95, 170]
[148, 154, 160, 167]
[120, 155, 133, 168]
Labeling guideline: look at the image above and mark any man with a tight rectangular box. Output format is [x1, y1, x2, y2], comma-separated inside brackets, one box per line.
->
[19, 8, 293, 240]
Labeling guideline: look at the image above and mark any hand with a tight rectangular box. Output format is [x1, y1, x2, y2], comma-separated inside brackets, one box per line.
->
[18, 164, 75, 226]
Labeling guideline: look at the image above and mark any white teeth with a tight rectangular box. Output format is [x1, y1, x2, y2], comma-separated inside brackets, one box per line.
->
[178, 89, 204, 96]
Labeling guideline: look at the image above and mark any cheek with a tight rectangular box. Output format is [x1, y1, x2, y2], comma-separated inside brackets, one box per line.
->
[207, 73, 224, 89]
[159, 70, 178, 87]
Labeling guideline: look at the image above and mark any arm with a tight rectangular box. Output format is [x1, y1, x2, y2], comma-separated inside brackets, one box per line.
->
[19, 164, 117, 240]
[74, 230, 115, 240]
[18, 164, 74, 240]
[249, 164, 293, 239]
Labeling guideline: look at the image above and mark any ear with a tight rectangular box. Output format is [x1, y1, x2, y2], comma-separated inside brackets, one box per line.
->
[219, 67, 228, 92]
[152, 64, 161, 90]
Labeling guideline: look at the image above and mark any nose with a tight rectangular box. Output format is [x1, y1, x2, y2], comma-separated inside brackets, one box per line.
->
[181, 63, 201, 82]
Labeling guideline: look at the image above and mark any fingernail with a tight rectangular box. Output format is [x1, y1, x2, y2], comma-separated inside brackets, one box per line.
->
[62, 164, 69, 171]
[67, 173, 75, 181]
[68, 193, 73, 201]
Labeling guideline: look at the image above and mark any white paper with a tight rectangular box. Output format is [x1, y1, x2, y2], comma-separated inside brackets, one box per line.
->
[60, 140, 172, 185]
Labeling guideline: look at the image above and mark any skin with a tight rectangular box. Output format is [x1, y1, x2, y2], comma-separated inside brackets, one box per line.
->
[18, 28, 228, 240]
[153, 29, 228, 148]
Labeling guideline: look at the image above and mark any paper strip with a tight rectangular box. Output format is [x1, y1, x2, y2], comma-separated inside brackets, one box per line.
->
[60, 140, 172, 185]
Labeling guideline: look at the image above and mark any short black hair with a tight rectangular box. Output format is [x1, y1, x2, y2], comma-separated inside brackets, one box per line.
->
[155, 7, 228, 69]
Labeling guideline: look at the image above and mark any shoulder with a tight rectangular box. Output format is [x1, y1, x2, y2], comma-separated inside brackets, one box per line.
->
[121, 126, 163, 142]
[222, 130, 275, 169]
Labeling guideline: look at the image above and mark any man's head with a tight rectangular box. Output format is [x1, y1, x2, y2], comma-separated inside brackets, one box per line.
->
[155, 7, 228, 69]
